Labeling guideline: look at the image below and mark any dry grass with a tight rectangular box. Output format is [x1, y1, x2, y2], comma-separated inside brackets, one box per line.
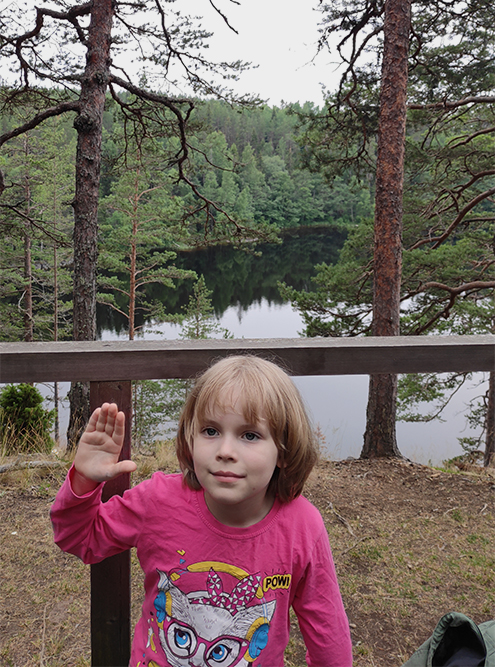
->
[0, 419, 53, 460]
[307, 459, 495, 666]
[0, 459, 87, 667]
[1, 451, 495, 666]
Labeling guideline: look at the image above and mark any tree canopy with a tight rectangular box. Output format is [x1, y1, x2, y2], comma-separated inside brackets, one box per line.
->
[286, 0, 495, 461]
[0, 0, 272, 444]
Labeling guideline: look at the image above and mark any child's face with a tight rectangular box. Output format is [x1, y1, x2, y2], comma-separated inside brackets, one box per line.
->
[191, 393, 280, 528]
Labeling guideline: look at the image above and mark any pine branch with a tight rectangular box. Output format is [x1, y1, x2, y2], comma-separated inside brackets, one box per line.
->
[0, 101, 80, 150]
[409, 96, 495, 111]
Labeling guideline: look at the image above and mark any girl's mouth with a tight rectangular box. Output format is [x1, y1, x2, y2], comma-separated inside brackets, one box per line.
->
[211, 471, 243, 480]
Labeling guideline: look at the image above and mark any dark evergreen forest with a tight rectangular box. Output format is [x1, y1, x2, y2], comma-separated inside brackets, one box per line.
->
[0, 97, 373, 343]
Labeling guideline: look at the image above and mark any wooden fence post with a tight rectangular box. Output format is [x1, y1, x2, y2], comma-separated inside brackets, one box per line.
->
[89, 381, 132, 667]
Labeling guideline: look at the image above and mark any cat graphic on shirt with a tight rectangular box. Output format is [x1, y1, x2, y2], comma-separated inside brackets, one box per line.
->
[153, 568, 276, 666]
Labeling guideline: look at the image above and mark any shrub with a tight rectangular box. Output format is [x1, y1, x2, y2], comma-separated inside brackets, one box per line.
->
[0, 383, 55, 455]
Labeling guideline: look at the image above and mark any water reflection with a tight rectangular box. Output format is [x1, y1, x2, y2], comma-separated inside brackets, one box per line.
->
[101, 297, 479, 466]
[96, 228, 346, 338]
[93, 230, 479, 465]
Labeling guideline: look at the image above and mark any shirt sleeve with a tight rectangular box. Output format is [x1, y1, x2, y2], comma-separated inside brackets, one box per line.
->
[50, 466, 149, 564]
[292, 527, 353, 667]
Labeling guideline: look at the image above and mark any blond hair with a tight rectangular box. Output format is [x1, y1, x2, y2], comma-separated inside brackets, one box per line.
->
[176, 355, 318, 502]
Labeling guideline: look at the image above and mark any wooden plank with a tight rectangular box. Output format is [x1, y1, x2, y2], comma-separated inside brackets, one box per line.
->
[1, 335, 495, 383]
[89, 381, 132, 667]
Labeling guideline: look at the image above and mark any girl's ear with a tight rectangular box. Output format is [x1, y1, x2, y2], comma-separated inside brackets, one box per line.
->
[277, 448, 286, 468]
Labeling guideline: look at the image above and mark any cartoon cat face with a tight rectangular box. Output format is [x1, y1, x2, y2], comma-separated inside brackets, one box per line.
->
[154, 570, 276, 667]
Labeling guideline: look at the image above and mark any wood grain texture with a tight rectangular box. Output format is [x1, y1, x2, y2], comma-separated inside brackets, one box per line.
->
[89, 381, 132, 667]
[2, 335, 495, 383]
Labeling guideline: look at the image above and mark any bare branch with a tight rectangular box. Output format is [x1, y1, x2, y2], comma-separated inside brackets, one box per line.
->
[418, 280, 495, 295]
[405, 280, 495, 334]
[96, 297, 130, 320]
[207, 0, 239, 34]
[409, 185, 495, 250]
[0, 459, 66, 474]
[35, 3, 92, 45]
[409, 96, 495, 111]
[0, 204, 72, 246]
[108, 75, 273, 243]
[7, 3, 91, 86]
[448, 126, 495, 149]
[0, 101, 80, 150]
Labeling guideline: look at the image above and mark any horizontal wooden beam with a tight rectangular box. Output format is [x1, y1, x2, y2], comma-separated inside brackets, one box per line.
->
[1, 335, 495, 383]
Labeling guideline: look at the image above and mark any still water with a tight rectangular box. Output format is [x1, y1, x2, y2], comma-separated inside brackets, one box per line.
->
[59, 230, 481, 464]
[100, 297, 481, 466]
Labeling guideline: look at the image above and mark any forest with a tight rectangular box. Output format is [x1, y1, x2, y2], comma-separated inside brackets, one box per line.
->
[0, 98, 371, 344]
[2, 0, 495, 465]
[3, 3, 495, 666]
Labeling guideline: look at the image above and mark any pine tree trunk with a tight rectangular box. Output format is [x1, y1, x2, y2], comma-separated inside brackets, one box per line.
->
[129, 169, 139, 341]
[23, 145, 33, 343]
[361, 0, 411, 459]
[68, 0, 113, 449]
[67, 381, 91, 450]
[23, 228, 33, 342]
[54, 381, 60, 445]
[484, 371, 495, 467]
[53, 168, 59, 444]
[361, 375, 401, 458]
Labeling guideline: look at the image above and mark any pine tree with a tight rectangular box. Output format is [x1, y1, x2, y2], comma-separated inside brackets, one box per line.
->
[132, 275, 231, 449]
[0, 0, 265, 447]
[289, 0, 495, 460]
[99, 139, 195, 340]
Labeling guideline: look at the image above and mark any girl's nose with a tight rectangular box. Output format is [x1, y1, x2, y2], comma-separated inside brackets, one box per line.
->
[216, 434, 237, 460]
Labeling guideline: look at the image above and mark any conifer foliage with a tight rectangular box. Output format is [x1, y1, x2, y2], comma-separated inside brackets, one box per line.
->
[0, 0, 269, 446]
[0, 384, 54, 454]
[288, 0, 495, 462]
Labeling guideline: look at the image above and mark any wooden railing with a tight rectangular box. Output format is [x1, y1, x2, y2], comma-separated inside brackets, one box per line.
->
[1, 335, 494, 666]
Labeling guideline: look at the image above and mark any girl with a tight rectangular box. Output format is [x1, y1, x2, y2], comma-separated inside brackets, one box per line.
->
[51, 355, 352, 666]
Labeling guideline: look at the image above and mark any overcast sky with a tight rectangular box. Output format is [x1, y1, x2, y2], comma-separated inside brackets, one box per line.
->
[6, 1, 337, 107]
[178, 0, 339, 106]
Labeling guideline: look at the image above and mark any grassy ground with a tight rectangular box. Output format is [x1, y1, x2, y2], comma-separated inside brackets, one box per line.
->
[1, 446, 495, 666]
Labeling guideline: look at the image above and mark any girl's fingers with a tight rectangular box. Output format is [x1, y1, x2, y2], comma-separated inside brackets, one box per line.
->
[86, 407, 101, 433]
[113, 410, 125, 440]
[102, 404, 124, 441]
[93, 403, 120, 435]
[113, 460, 137, 477]
[81, 403, 125, 449]
[95, 403, 112, 432]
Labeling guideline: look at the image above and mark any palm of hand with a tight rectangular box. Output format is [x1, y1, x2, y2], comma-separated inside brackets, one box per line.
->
[74, 403, 135, 484]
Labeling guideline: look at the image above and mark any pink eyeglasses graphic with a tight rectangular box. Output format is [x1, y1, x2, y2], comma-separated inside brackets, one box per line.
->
[163, 617, 250, 666]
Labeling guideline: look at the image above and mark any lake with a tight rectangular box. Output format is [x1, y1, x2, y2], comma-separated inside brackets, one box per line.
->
[93, 230, 482, 466]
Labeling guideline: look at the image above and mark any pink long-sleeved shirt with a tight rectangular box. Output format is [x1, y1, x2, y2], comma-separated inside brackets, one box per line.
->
[51, 470, 352, 667]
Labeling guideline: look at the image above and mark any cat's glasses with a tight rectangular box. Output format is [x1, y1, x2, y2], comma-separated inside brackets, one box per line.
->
[164, 617, 250, 666]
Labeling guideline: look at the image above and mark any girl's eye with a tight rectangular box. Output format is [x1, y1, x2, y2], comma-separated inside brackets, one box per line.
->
[203, 427, 218, 437]
[243, 431, 260, 442]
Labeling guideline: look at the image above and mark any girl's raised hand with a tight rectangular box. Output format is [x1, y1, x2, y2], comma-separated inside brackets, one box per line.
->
[72, 403, 137, 495]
